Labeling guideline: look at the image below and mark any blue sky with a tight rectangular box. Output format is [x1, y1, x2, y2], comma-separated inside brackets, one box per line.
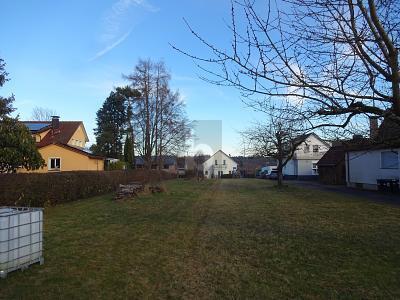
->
[0, 0, 265, 155]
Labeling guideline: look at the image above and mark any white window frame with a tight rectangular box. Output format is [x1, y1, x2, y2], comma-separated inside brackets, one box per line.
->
[215, 160, 218, 165]
[48, 157, 61, 171]
[313, 145, 319, 153]
[381, 151, 399, 169]
[312, 162, 318, 175]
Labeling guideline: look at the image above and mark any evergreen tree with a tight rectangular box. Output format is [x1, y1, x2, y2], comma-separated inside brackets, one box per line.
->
[124, 132, 134, 169]
[93, 88, 129, 158]
[0, 58, 45, 173]
[92, 86, 140, 161]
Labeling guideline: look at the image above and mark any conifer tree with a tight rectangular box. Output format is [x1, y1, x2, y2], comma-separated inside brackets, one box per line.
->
[0, 58, 45, 173]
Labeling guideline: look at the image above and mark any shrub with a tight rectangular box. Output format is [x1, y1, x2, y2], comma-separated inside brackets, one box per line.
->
[107, 161, 127, 170]
[0, 170, 175, 207]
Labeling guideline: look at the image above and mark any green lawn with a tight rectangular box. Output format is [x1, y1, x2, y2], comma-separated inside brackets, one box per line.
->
[1, 179, 399, 299]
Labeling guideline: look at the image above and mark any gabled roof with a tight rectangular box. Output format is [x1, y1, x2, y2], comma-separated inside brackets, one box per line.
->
[295, 132, 331, 148]
[317, 146, 345, 167]
[345, 118, 400, 152]
[204, 150, 237, 165]
[22, 121, 88, 148]
[21, 120, 100, 160]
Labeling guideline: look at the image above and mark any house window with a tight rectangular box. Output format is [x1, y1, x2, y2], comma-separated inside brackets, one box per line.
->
[313, 145, 319, 153]
[205, 171, 208, 175]
[215, 160, 218, 165]
[312, 163, 318, 175]
[223, 160, 226, 165]
[304, 145, 310, 153]
[49, 158, 61, 171]
[381, 151, 399, 169]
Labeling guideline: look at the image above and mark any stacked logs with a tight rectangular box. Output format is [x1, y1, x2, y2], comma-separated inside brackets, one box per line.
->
[115, 182, 144, 201]
[115, 182, 164, 200]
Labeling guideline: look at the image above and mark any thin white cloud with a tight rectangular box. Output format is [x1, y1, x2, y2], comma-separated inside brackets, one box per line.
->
[102, 0, 158, 42]
[90, 29, 132, 61]
[91, 0, 159, 61]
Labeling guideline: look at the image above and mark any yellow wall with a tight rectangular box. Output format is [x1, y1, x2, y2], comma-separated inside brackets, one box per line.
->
[68, 124, 88, 148]
[20, 144, 104, 173]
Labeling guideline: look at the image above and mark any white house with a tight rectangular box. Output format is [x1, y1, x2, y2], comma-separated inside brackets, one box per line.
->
[283, 133, 331, 179]
[346, 146, 400, 190]
[203, 150, 238, 178]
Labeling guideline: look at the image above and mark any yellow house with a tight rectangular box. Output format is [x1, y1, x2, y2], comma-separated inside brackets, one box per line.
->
[21, 117, 104, 172]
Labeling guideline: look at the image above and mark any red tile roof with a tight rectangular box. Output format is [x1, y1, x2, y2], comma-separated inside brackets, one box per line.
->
[22, 121, 103, 160]
[34, 121, 83, 148]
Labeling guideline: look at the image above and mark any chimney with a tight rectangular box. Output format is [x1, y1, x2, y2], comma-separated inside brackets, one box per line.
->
[369, 116, 379, 140]
[51, 116, 60, 129]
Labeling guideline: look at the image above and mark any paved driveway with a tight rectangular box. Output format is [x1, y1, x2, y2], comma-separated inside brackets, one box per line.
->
[286, 180, 400, 205]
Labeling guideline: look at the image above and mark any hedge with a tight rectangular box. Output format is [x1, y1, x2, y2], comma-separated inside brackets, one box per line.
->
[0, 170, 175, 207]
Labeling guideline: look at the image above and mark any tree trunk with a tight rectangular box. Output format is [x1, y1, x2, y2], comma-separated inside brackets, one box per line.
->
[277, 159, 283, 187]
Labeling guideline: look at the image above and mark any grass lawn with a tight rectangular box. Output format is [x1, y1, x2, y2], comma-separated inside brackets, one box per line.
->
[1, 179, 399, 299]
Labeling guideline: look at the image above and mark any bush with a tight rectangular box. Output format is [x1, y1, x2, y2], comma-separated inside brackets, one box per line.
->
[107, 161, 127, 170]
[0, 170, 175, 207]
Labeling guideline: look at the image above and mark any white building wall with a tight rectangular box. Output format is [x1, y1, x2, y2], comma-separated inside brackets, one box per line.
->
[346, 149, 400, 190]
[284, 134, 330, 176]
[283, 160, 296, 176]
[203, 150, 238, 178]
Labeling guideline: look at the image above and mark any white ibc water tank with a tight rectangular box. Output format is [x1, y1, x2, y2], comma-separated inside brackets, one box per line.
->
[0, 207, 44, 278]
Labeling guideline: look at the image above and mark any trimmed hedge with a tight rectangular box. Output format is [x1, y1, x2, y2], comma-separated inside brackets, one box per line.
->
[0, 170, 175, 207]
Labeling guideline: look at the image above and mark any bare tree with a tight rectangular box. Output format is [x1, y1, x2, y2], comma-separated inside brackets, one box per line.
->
[173, 0, 400, 129]
[241, 106, 306, 186]
[31, 107, 58, 121]
[125, 59, 191, 169]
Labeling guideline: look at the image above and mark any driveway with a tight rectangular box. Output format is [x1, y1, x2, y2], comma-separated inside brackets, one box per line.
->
[286, 180, 400, 205]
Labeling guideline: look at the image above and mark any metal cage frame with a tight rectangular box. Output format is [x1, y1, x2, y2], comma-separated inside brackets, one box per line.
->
[0, 207, 44, 278]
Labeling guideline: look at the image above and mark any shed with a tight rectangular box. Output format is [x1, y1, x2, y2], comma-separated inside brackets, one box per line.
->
[317, 146, 346, 185]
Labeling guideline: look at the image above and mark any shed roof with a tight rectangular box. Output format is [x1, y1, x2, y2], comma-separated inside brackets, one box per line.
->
[317, 146, 345, 167]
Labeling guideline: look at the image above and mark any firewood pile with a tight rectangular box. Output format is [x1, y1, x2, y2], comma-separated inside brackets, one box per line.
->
[115, 182, 144, 200]
[115, 182, 164, 200]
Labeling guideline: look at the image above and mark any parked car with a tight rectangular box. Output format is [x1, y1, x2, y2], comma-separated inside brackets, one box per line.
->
[268, 170, 278, 180]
